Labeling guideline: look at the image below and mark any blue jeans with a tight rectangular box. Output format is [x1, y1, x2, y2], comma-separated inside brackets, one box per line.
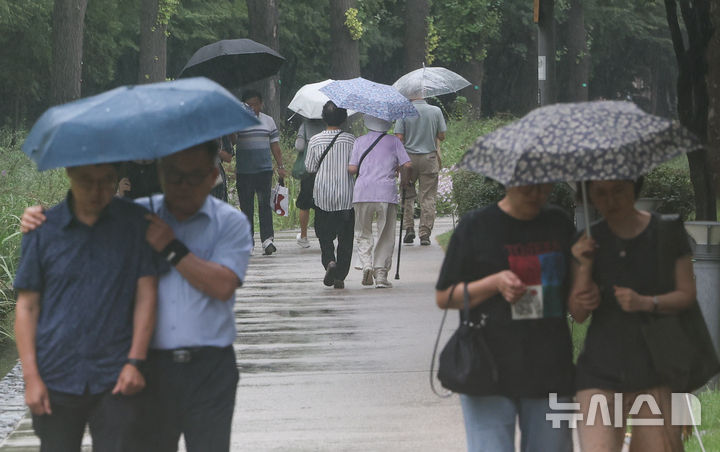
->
[459, 394, 572, 452]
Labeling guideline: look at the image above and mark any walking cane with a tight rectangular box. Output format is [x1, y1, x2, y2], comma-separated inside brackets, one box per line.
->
[394, 187, 406, 280]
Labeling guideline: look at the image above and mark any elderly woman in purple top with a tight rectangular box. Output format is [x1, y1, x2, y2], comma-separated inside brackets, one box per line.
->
[348, 115, 412, 288]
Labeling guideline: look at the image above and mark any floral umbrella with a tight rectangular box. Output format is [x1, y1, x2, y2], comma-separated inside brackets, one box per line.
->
[319, 77, 418, 122]
[459, 100, 702, 235]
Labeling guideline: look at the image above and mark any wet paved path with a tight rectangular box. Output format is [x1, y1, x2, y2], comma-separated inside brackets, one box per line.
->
[0, 217, 466, 451]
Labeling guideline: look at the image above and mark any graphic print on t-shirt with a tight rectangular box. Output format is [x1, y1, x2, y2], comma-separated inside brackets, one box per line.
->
[505, 241, 566, 320]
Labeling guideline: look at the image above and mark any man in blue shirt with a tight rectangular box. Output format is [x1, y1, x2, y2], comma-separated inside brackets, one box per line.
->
[14, 163, 160, 452]
[138, 142, 252, 452]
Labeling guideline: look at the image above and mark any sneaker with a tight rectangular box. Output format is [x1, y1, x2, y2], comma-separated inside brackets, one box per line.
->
[263, 243, 277, 255]
[296, 233, 311, 248]
[361, 267, 374, 286]
[323, 261, 336, 287]
[420, 236, 431, 246]
[374, 269, 393, 288]
[333, 279, 345, 289]
[403, 228, 415, 244]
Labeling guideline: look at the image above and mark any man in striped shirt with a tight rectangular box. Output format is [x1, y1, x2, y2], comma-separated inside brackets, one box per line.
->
[235, 90, 288, 255]
[305, 102, 356, 289]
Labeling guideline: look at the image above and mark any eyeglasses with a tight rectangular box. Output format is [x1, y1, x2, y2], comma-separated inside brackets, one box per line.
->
[161, 167, 214, 186]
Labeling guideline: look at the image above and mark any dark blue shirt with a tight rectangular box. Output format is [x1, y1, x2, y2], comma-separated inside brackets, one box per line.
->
[14, 194, 161, 395]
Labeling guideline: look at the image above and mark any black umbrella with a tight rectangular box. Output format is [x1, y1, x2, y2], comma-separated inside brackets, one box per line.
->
[178, 39, 285, 88]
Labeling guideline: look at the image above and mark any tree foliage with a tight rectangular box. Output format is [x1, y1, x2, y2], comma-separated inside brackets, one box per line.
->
[0, 0, 689, 126]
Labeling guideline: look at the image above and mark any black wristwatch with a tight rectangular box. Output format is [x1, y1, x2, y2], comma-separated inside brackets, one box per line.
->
[127, 358, 147, 373]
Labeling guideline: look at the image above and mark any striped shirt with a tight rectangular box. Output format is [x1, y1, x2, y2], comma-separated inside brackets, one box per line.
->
[305, 130, 356, 211]
[235, 112, 280, 174]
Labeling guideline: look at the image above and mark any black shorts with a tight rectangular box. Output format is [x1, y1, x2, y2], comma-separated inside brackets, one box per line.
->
[296, 175, 315, 210]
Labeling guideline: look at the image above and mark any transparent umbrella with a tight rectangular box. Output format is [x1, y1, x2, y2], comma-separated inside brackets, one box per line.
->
[393, 66, 470, 99]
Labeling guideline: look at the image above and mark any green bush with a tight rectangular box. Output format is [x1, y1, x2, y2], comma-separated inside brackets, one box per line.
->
[640, 165, 695, 220]
[452, 170, 504, 217]
[452, 170, 576, 219]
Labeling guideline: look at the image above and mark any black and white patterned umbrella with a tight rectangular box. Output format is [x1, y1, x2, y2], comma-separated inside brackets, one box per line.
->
[459, 101, 701, 187]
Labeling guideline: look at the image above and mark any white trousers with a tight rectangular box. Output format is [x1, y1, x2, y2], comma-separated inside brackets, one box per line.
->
[353, 202, 397, 272]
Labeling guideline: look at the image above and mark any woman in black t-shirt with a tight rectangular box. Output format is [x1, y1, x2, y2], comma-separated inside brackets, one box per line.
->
[436, 183, 576, 452]
[569, 179, 696, 452]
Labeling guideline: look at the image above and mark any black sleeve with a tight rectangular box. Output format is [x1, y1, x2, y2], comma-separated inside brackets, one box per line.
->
[671, 216, 692, 258]
[435, 212, 476, 290]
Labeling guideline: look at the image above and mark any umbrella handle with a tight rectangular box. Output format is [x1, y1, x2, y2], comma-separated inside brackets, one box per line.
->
[581, 180, 591, 239]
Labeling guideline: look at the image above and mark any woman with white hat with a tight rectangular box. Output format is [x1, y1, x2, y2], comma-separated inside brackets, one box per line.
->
[348, 114, 412, 288]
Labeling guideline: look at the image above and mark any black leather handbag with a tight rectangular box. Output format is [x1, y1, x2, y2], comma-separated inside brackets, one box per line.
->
[431, 282, 500, 396]
[641, 216, 720, 392]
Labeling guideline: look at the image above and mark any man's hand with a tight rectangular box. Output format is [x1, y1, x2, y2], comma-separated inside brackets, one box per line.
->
[495, 270, 527, 303]
[277, 167, 289, 179]
[20, 205, 46, 234]
[111, 364, 146, 396]
[25, 374, 52, 415]
[116, 177, 131, 197]
[145, 214, 176, 252]
[614, 286, 651, 312]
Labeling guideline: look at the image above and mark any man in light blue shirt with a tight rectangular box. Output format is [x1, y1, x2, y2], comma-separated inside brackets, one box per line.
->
[140, 142, 252, 452]
[394, 98, 447, 246]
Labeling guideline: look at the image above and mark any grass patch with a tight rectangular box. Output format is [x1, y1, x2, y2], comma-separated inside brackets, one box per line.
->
[684, 389, 720, 451]
[436, 230, 453, 251]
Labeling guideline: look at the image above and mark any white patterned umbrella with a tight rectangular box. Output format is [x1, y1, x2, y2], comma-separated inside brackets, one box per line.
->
[459, 101, 701, 187]
[319, 77, 418, 121]
[393, 66, 470, 99]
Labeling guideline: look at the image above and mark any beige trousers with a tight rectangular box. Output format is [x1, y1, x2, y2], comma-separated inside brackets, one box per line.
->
[353, 202, 397, 271]
[576, 387, 684, 452]
[402, 152, 439, 239]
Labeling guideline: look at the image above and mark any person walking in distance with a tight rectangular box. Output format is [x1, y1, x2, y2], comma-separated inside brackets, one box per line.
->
[305, 102, 356, 289]
[235, 90, 288, 255]
[292, 117, 325, 248]
[394, 97, 447, 246]
[348, 114, 411, 288]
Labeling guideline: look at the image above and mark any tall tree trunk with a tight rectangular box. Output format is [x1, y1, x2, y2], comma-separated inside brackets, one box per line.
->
[51, 0, 88, 105]
[537, 0, 556, 105]
[246, 0, 282, 123]
[565, 0, 589, 102]
[707, 0, 720, 198]
[665, 0, 715, 220]
[138, 0, 167, 84]
[403, 0, 429, 72]
[461, 59, 484, 118]
[330, 0, 361, 79]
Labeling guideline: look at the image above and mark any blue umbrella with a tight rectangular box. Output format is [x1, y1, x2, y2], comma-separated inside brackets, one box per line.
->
[23, 77, 259, 171]
[459, 100, 702, 236]
[319, 77, 418, 122]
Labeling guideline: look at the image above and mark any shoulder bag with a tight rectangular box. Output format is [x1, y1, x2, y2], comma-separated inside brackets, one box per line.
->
[430, 282, 500, 397]
[355, 133, 386, 178]
[641, 215, 720, 392]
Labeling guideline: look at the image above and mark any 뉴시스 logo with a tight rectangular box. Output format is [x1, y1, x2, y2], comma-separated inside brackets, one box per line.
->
[546, 392, 702, 428]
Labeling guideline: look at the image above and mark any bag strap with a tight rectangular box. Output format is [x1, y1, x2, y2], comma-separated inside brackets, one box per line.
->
[356, 133, 386, 177]
[316, 132, 341, 172]
[429, 282, 469, 398]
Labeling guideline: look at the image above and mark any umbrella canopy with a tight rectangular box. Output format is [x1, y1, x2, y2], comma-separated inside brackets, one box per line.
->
[459, 100, 701, 187]
[287, 79, 356, 119]
[23, 77, 260, 171]
[393, 66, 471, 99]
[178, 39, 285, 88]
[319, 77, 418, 122]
